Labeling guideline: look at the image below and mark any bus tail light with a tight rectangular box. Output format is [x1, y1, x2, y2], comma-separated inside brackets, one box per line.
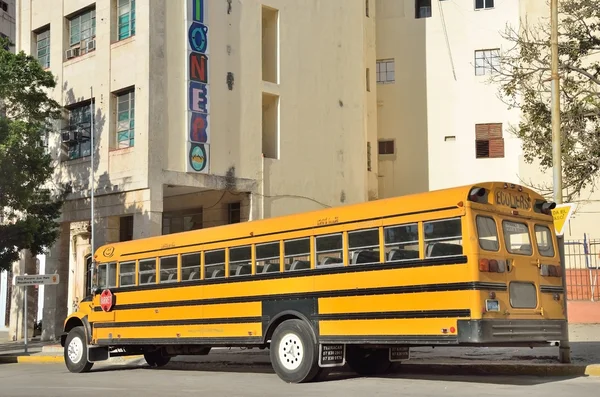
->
[479, 258, 506, 273]
[541, 264, 562, 277]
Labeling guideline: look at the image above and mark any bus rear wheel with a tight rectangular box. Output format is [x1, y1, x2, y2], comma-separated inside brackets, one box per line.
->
[144, 349, 171, 367]
[345, 346, 392, 376]
[270, 319, 320, 383]
[64, 326, 94, 373]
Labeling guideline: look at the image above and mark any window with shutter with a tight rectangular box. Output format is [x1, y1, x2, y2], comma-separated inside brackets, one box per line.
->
[475, 123, 504, 159]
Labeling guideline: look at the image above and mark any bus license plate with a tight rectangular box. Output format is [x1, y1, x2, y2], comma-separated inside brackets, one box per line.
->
[486, 299, 500, 312]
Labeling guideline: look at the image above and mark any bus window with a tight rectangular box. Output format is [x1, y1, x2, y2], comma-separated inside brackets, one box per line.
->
[138, 259, 157, 285]
[119, 261, 135, 287]
[476, 216, 499, 252]
[384, 223, 419, 262]
[159, 256, 178, 283]
[256, 242, 281, 274]
[424, 218, 463, 258]
[284, 238, 311, 271]
[315, 233, 344, 268]
[181, 253, 200, 281]
[106, 262, 117, 288]
[205, 249, 225, 278]
[502, 221, 532, 256]
[535, 225, 555, 257]
[97, 264, 107, 288]
[348, 228, 380, 265]
[229, 246, 252, 277]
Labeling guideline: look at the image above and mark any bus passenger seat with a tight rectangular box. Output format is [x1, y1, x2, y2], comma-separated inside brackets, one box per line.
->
[427, 242, 463, 257]
[351, 250, 380, 264]
[290, 260, 310, 271]
[262, 263, 280, 273]
[211, 269, 225, 278]
[388, 249, 419, 261]
[320, 257, 343, 266]
[188, 271, 198, 280]
[235, 264, 252, 276]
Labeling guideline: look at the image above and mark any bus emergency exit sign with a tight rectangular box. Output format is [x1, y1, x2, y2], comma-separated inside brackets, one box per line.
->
[551, 203, 576, 236]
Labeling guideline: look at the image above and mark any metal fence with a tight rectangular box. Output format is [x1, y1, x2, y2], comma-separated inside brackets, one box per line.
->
[564, 235, 600, 301]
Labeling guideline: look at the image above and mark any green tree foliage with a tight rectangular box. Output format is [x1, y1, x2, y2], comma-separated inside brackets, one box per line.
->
[0, 36, 69, 271]
[492, 0, 600, 201]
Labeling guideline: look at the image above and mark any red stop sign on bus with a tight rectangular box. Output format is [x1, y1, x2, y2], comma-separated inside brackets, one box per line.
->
[100, 289, 113, 312]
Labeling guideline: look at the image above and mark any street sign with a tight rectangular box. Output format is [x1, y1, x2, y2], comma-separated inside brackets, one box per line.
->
[551, 203, 576, 236]
[13, 274, 60, 287]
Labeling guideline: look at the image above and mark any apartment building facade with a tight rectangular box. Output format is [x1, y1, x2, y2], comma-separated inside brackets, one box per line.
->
[0, 0, 16, 337]
[374, 0, 598, 240]
[13, 0, 377, 341]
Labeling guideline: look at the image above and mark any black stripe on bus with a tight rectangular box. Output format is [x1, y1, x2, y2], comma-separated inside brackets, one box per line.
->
[317, 309, 471, 321]
[94, 316, 265, 329]
[540, 285, 564, 294]
[102, 255, 469, 295]
[93, 281, 506, 312]
[319, 335, 458, 345]
[92, 309, 471, 329]
[119, 206, 461, 258]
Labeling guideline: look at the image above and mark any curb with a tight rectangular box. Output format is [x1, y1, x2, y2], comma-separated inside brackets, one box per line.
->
[0, 355, 63, 364]
[0, 354, 145, 365]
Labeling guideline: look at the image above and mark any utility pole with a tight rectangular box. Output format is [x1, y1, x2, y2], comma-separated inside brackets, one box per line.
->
[89, 86, 95, 294]
[550, 0, 571, 364]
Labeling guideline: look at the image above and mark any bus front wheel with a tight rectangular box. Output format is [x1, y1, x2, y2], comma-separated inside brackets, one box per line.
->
[345, 345, 392, 376]
[64, 326, 94, 373]
[270, 319, 320, 383]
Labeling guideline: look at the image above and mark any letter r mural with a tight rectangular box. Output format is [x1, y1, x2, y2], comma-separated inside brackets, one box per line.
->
[189, 112, 209, 143]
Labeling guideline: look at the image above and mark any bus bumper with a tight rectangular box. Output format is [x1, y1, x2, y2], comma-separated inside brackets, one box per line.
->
[456, 319, 568, 345]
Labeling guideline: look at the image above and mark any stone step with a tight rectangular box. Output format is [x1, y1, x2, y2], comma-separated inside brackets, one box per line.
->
[42, 344, 62, 354]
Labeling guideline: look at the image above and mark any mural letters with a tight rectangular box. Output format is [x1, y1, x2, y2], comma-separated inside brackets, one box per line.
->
[186, 0, 210, 173]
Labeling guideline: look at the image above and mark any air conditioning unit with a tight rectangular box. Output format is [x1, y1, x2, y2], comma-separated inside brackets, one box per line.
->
[86, 39, 96, 52]
[65, 47, 80, 59]
[61, 130, 78, 143]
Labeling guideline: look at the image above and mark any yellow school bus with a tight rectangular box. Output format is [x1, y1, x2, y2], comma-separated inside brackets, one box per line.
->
[61, 181, 567, 383]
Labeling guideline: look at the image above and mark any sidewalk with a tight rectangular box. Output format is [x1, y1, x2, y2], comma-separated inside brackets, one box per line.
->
[1, 324, 599, 377]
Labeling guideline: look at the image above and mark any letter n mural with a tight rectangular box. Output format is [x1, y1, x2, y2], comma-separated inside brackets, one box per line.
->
[186, 0, 210, 173]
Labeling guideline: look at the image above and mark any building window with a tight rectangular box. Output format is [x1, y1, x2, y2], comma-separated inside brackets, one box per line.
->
[366, 68, 371, 92]
[475, 49, 500, 76]
[119, 216, 133, 241]
[366, 0, 370, 17]
[116, 89, 135, 148]
[376, 59, 395, 84]
[0, 1, 7, 12]
[367, 142, 372, 171]
[117, 0, 136, 41]
[475, 0, 494, 10]
[261, 5, 279, 84]
[63, 102, 93, 160]
[262, 92, 279, 159]
[415, 0, 432, 18]
[36, 28, 50, 69]
[228, 202, 241, 224]
[68, 8, 96, 56]
[475, 123, 504, 159]
[378, 140, 395, 155]
[162, 209, 203, 235]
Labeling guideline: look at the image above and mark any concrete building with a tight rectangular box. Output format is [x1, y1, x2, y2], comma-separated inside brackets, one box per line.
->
[374, 0, 599, 240]
[13, 0, 377, 341]
[0, 0, 16, 340]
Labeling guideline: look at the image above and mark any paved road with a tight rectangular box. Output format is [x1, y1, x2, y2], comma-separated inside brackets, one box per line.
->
[1, 363, 599, 396]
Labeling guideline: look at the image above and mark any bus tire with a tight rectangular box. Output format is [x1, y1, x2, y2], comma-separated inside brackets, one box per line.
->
[345, 345, 391, 376]
[144, 349, 171, 368]
[64, 326, 94, 373]
[270, 319, 319, 383]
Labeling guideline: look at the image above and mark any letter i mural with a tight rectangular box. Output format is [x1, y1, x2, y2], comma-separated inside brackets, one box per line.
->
[186, 0, 210, 173]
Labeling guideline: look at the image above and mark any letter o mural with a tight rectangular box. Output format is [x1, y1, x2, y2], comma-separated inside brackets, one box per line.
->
[188, 23, 208, 53]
